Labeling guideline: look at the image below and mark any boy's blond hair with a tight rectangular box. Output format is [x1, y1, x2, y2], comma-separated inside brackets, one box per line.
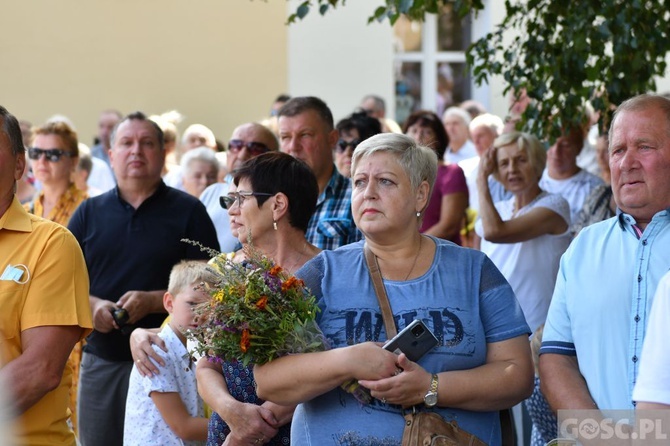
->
[167, 261, 213, 296]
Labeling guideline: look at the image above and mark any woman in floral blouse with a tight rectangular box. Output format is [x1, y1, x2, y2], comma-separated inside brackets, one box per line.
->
[24, 120, 88, 432]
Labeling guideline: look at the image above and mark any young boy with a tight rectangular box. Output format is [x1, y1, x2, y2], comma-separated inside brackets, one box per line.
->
[124, 261, 211, 445]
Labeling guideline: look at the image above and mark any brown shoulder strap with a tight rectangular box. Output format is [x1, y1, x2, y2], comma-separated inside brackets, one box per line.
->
[364, 244, 398, 339]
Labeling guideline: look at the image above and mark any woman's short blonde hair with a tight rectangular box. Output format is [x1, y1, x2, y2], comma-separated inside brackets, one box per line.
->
[492, 131, 546, 182]
[32, 121, 79, 157]
[351, 133, 437, 197]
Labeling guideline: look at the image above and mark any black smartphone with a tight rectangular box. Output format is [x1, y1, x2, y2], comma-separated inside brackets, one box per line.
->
[383, 320, 439, 362]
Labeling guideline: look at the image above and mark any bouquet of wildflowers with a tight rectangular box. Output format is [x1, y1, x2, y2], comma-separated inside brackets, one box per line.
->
[189, 249, 324, 366]
[187, 246, 372, 404]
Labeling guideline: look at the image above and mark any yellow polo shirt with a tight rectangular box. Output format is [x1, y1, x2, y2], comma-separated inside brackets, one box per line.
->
[1, 196, 92, 446]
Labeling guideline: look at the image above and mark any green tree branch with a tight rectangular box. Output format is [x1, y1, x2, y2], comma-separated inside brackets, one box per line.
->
[288, 0, 670, 140]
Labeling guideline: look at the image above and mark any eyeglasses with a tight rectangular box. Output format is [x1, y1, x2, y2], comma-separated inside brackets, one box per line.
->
[336, 139, 361, 153]
[228, 139, 270, 157]
[219, 191, 274, 209]
[28, 148, 75, 162]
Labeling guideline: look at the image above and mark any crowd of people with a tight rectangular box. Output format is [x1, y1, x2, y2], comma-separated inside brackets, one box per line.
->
[1, 90, 669, 446]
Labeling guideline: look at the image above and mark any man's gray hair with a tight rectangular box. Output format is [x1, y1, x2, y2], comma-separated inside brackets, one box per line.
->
[362, 94, 386, 114]
[469, 113, 504, 136]
[442, 106, 472, 127]
[611, 94, 670, 137]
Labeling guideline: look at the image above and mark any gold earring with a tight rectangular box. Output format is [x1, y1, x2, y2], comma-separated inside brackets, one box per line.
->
[273, 220, 278, 231]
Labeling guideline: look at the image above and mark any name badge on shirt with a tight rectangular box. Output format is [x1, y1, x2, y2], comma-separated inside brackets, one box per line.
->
[1, 264, 30, 284]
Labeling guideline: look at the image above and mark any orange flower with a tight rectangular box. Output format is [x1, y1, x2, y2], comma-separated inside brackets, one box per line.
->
[269, 265, 283, 276]
[281, 276, 299, 292]
[240, 329, 250, 353]
[255, 296, 268, 310]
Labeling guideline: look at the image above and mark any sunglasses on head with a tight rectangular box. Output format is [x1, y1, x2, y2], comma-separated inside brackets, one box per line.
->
[228, 139, 270, 157]
[219, 191, 274, 210]
[28, 148, 75, 162]
[336, 139, 361, 153]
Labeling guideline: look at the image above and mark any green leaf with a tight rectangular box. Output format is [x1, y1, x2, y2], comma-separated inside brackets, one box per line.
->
[373, 6, 387, 19]
[399, 0, 413, 14]
[296, 2, 310, 19]
[319, 3, 329, 15]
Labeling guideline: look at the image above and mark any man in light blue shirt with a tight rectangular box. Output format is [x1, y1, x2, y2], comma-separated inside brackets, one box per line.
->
[539, 94, 670, 411]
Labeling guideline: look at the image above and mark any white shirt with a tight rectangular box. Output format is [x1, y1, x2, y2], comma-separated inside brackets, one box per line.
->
[163, 165, 185, 191]
[88, 157, 116, 193]
[576, 125, 601, 176]
[539, 168, 604, 227]
[476, 192, 571, 333]
[124, 325, 204, 446]
[444, 140, 477, 165]
[459, 157, 511, 213]
[633, 271, 670, 405]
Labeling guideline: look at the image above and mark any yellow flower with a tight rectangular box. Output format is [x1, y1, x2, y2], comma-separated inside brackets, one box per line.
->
[213, 289, 225, 302]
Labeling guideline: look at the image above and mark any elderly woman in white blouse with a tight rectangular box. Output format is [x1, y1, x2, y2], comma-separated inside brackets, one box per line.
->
[476, 131, 571, 334]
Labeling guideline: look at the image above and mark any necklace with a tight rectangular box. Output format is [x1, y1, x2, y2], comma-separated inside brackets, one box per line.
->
[283, 242, 312, 274]
[403, 236, 423, 281]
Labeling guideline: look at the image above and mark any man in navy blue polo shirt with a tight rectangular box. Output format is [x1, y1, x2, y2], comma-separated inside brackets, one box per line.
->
[68, 112, 218, 446]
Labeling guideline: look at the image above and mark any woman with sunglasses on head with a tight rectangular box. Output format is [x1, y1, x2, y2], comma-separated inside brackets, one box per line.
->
[132, 152, 320, 446]
[404, 110, 469, 245]
[24, 120, 89, 433]
[334, 111, 382, 178]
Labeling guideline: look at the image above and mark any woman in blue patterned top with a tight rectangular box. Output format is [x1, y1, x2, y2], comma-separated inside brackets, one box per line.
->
[254, 133, 534, 446]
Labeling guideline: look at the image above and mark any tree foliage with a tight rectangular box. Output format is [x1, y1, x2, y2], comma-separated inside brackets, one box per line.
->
[468, 0, 670, 139]
[287, 0, 483, 26]
[288, 0, 670, 140]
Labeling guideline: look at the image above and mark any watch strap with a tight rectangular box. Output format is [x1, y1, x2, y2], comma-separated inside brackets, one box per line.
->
[429, 373, 439, 393]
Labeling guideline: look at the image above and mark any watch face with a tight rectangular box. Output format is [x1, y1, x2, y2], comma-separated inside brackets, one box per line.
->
[425, 392, 438, 407]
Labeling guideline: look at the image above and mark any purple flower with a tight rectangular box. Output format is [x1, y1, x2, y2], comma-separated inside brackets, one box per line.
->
[263, 272, 282, 293]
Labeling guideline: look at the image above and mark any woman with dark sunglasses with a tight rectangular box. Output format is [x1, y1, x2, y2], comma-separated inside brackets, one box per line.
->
[23, 119, 89, 434]
[25, 121, 88, 223]
[334, 112, 382, 178]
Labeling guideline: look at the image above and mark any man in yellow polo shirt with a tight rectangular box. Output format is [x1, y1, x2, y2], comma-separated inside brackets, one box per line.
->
[0, 105, 92, 446]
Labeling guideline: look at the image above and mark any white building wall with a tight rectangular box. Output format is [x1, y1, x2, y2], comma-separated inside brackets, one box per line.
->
[287, 0, 395, 122]
[287, 0, 514, 123]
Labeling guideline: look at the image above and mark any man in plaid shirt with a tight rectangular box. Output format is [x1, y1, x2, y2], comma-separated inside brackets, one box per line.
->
[278, 96, 361, 250]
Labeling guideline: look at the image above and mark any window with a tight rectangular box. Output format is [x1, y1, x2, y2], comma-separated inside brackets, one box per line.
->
[393, 4, 473, 126]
